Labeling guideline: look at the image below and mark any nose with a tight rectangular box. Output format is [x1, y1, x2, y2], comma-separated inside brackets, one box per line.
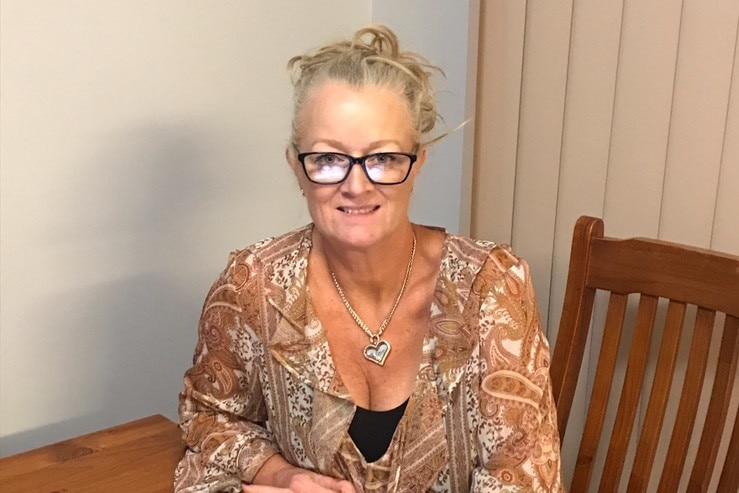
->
[340, 161, 374, 194]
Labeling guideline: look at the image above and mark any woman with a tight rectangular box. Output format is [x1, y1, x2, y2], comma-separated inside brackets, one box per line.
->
[175, 26, 563, 493]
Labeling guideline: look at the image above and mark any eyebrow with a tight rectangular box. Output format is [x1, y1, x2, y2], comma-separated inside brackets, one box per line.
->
[311, 139, 403, 153]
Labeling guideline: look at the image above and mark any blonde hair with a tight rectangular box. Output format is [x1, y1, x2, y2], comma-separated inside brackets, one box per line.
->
[287, 25, 443, 147]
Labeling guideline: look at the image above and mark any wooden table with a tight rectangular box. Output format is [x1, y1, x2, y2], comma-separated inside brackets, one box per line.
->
[0, 414, 185, 492]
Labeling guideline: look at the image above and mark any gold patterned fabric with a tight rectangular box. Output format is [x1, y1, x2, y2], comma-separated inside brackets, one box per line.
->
[174, 225, 563, 492]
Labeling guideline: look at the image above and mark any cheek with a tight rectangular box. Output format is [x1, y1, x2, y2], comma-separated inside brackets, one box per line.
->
[402, 172, 418, 192]
[382, 184, 414, 206]
[304, 187, 335, 209]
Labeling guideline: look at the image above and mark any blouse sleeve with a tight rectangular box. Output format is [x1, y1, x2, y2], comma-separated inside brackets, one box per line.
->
[174, 251, 279, 493]
[470, 247, 564, 492]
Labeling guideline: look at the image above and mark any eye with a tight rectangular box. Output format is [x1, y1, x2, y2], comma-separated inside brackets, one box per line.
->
[305, 153, 350, 182]
[366, 153, 401, 167]
[314, 153, 341, 165]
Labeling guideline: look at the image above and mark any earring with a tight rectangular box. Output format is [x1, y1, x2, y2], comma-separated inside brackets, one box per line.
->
[300, 188, 305, 196]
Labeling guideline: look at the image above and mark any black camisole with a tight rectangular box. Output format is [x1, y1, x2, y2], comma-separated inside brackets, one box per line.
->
[348, 399, 409, 462]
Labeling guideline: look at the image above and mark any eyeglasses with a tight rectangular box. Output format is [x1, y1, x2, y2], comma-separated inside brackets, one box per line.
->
[297, 152, 417, 185]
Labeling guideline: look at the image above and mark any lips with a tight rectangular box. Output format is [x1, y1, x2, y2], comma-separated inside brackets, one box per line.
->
[337, 205, 380, 214]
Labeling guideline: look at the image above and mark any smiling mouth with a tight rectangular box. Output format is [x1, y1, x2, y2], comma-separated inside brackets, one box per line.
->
[338, 206, 380, 214]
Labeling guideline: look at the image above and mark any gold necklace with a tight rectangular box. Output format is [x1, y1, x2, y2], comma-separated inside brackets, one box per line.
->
[330, 233, 416, 366]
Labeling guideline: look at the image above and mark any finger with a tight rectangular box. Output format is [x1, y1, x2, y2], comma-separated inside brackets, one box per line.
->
[336, 481, 357, 493]
[310, 475, 356, 492]
[242, 485, 290, 493]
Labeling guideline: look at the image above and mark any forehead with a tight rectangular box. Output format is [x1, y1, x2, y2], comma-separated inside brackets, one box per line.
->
[296, 81, 415, 149]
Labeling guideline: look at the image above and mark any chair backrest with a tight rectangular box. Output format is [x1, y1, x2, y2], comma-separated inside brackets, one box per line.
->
[550, 216, 739, 493]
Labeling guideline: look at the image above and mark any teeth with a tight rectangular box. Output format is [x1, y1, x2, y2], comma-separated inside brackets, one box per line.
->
[341, 206, 376, 214]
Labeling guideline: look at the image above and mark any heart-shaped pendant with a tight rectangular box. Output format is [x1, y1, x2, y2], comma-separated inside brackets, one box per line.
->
[363, 339, 391, 366]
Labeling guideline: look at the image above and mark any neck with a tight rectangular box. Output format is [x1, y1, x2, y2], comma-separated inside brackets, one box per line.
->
[313, 225, 416, 302]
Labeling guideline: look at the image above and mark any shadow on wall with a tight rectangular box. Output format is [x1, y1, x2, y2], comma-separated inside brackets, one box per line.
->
[1, 124, 236, 456]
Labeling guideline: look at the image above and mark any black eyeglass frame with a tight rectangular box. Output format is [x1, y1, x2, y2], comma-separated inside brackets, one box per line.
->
[297, 152, 417, 185]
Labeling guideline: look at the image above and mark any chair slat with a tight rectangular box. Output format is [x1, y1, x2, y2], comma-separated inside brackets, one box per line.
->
[554, 216, 739, 493]
[687, 314, 739, 491]
[570, 293, 628, 493]
[657, 308, 716, 493]
[599, 295, 659, 492]
[716, 397, 739, 493]
[628, 300, 687, 492]
[551, 216, 603, 438]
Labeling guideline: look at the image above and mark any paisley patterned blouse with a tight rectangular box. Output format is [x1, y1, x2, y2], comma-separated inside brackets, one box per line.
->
[175, 224, 563, 492]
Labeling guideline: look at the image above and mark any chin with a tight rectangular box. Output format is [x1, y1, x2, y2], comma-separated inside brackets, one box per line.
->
[316, 226, 385, 250]
[313, 211, 406, 250]
[337, 232, 383, 250]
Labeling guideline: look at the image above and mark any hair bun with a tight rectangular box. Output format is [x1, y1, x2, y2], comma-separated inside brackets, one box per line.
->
[352, 25, 400, 58]
[288, 25, 444, 146]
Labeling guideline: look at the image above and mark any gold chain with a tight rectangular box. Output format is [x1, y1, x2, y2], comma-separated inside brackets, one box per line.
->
[330, 233, 416, 344]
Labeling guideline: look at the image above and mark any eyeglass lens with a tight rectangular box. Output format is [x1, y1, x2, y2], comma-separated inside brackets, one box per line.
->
[302, 153, 412, 184]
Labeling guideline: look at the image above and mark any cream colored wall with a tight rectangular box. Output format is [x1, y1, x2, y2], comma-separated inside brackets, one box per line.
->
[373, 0, 481, 235]
[0, 0, 370, 456]
[472, 0, 739, 486]
[0, 0, 478, 457]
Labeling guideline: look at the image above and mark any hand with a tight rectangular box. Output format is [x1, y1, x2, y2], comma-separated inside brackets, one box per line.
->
[245, 455, 356, 493]
[242, 470, 356, 493]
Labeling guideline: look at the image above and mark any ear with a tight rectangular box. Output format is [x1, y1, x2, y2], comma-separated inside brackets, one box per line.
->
[286, 147, 300, 174]
[415, 146, 427, 170]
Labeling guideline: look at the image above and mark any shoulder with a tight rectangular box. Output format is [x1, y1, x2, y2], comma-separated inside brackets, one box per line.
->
[217, 224, 312, 286]
[442, 232, 529, 283]
[231, 224, 311, 261]
[437, 233, 538, 320]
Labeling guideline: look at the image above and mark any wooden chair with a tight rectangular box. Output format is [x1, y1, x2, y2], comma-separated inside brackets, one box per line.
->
[550, 216, 739, 493]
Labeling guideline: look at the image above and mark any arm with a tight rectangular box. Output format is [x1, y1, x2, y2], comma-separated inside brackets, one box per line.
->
[471, 248, 564, 492]
[244, 455, 356, 493]
[175, 250, 357, 493]
[175, 250, 279, 492]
